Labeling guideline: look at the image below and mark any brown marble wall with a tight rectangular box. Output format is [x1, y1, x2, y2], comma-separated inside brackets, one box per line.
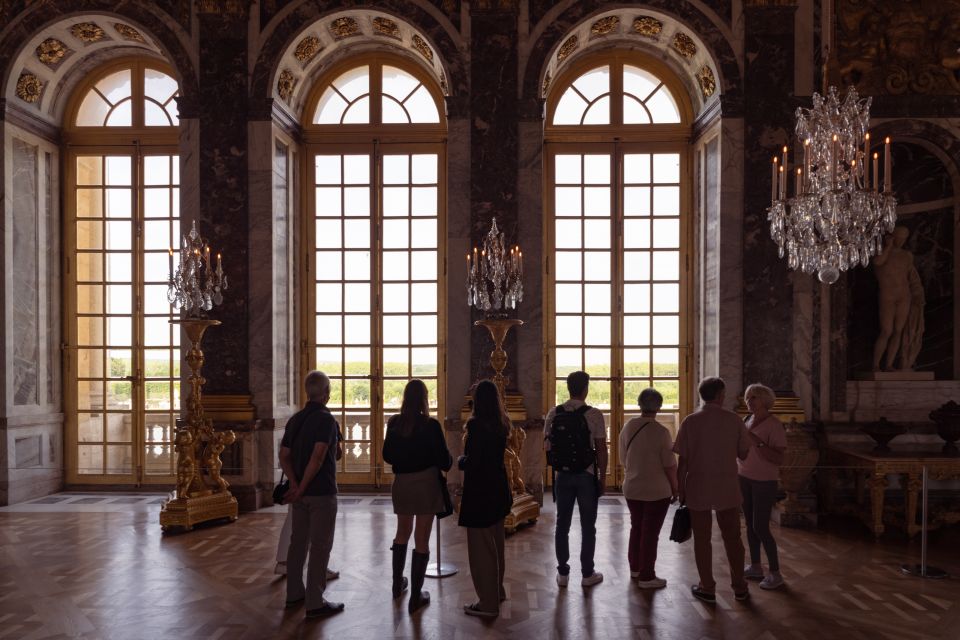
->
[468, 5, 522, 386]
[742, 4, 798, 394]
[194, 8, 251, 395]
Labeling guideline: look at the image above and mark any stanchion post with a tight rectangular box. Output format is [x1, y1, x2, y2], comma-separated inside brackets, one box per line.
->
[426, 516, 457, 578]
[901, 465, 947, 579]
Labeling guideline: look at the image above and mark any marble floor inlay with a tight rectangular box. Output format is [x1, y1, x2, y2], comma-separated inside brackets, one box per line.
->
[0, 493, 958, 639]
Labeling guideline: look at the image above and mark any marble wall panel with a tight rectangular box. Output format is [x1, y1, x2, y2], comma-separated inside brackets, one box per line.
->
[702, 137, 720, 378]
[446, 117, 472, 415]
[11, 138, 39, 406]
[742, 6, 796, 394]
[718, 117, 745, 397]
[197, 12, 250, 395]
[516, 119, 544, 418]
[44, 150, 58, 407]
[0, 415, 63, 505]
[247, 120, 275, 416]
[468, 12, 521, 385]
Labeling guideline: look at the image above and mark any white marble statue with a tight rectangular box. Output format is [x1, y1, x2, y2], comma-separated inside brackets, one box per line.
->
[872, 226, 925, 371]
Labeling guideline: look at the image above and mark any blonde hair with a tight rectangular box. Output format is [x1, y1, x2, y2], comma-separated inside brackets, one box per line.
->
[744, 383, 776, 411]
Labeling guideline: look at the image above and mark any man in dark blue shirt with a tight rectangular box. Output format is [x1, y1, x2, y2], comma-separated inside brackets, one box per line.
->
[279, 370, 344, 618]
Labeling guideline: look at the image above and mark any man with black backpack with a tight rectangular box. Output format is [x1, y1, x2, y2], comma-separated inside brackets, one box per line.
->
[543, 370, 607, 587]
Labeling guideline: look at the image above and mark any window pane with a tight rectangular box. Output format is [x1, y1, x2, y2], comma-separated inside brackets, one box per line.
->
[652, 251, 679, 281]
[652, 219, 679, 248]
[382, 97, 409, 124]
[316, 220, 342, 248]
[412, 347, 437, 376]
[333, 66, 369, 101]
[316, 251, 342, 280]
[624, 315, 650, 346]
[315, 188, 342, 216]
[582, 96, 610, 125]
[554, 251, 582, 281]
[315, 88, 348, 124]
[653, 348, 679, 377]
[412, 155, 437, 183]
[96, 70, 132, 103]
[583, 220, 610, 248]
[584, 284, 610, 313]
[624, 219, 650, 248]
[344, 187, 370, 216]
[555, 284, 582, 313]
[584, 316, 611, 346]
[555, 187, 582, 216]
[383, 348, 408, 376]
[383, 155, 409, 184]
[555, 316, 582, 345]
[653, 154, 680, 184]
[383, 252, 409, 281]
[624, 154, 651, 183]
[652, 316, 679, 345]
[623, 187, 650, 216]
[584, 348, 609, 379]
[624, 284, 650, 313]
[623, 66, 659, 102]
[583, 187, 610, 217]
[144, 156, 171, 185]
[383, 316, 408, 344]
[106, 100, 132, 126]
[383, 187, 409, 216]
[624, 251, 651, 281]
[411, 187, 437, 216]
[411, 251, 437, 280]
[315, 283, 342, 312]
[344, 315, 371, 344]
[344, 283, 370, 312]
[404, 85, 439, 123]
[344, 155, 370, 183]
[343, 251, 370, 280]
[653, 186, 680, 216]
[553, 90, 587, 125]
[624, 349, 650, 377]
[583, 155, 610, 184]
[411, 315, 437, 345]
[144, 69, 178, 103]
[555, 219, 581, 248]
[582, 252, 610, 281]
[623, 96, 651, 124]
[652, 283, 679, 312]
[315, 156, 342, 184]
[316, 347, 342, 374]
[77, 92, 111, 126]
[383, 220, 409, 248]
[555, 155, 581, 183]
[411, 220, 436, 248]
[343, 220, 369, 248]
[383, 283, 409, 313]
[411, 284, 437, 312]
[342, 96, 370, 124]
[316, 316, 342, 344]
[573, 67, 610, 101]
[106, 157, 132, 186]
[647, 85, 681, 123]
[144, 101, 172, 126]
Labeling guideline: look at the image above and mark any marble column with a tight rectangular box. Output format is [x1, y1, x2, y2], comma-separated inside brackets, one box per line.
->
[468, 5, 522, 391]
[742, 4, 798, 395]
[194, 6, 250, 396]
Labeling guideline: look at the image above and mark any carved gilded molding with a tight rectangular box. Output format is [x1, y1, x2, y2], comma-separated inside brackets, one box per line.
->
[70, 22, 105, 43]
[373, 16, 401, 39]
[36, 38, 68, 67]
[113, 23, 146, 43]
[557, 35, 578, 63]
[590, 16, 619, 37]
[440, 71, 448, 94]
[16, 72, 43, 104]
[837, 0, 960, 95]
[671, 32, 697, 59]
[633, 16, 663, 38]
[294, 36, 323, 63]
[697, 65, 716, 98]
[330, 16, 360, 40]
[412, 34, 434, 62]
[277, 69, 296, 102]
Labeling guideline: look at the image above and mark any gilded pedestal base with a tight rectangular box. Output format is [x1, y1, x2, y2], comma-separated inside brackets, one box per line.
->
[504, 492, 539, 534]
[160, 491, 238, 532]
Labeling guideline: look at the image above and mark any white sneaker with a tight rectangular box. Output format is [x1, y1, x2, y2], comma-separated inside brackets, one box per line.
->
[274, 562, 287, 575]
[759, 572, 784, 590]
[581, 571, 604, 587]
[743, 564, 764, 580]
[556, 573, 569, 587]
[636, 577, 667, 589]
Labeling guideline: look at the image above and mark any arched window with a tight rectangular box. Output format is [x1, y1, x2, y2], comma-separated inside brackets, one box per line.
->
[64, 60, 181, 486]
[544, 53, 692, 488]
[302, 54, 446, 485]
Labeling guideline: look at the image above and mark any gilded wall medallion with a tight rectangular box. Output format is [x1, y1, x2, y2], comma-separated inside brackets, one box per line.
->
[113, 23, 146, 43]
[557, 35, 578, 63]
[697, 65, 716, 98]
[330, 17, 360, 40]
[373, 17, 401, 39]
[671, 32, 697, 58]
[633, 16, 663, 38]
[16, 72, 43, 104]
[542, 70, 552, 97]
[70, 22, 106, 43]
[412, 35, 434, 62]
[590, 16, 620, 37]
[277, 69, 297, 102]
[36, 38, 68, 67]
[294, 36, 323, 63]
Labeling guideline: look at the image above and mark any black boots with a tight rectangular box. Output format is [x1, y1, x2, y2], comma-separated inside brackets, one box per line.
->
[408, 550, 431, 613]
[391, 543, 408, 599]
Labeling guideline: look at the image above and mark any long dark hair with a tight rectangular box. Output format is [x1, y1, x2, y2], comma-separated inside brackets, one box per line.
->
[471, 380, 511, 438]
[397, 379, 430, 436]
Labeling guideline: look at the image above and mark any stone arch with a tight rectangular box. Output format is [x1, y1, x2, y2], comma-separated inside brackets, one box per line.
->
[0, 2, 198, 123]
[250, 0, 467, 119]
[521, 1, 742, 117]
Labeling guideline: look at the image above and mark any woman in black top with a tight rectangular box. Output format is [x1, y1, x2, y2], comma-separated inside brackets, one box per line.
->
[458, 379, 513, 618]
[382, 379, 452, 613]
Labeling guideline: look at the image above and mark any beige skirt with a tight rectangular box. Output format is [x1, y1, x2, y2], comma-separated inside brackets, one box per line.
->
[392, 466, 444, 515]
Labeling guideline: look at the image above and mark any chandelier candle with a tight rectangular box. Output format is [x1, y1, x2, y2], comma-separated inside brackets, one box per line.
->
[766, 86, 897, 284]
[467, 217, 524, 315]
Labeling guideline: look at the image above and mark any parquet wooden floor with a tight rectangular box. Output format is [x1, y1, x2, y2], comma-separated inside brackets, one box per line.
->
[1, 494, 958, 639]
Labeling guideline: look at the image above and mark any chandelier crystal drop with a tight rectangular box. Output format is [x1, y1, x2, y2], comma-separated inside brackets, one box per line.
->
[466, 217, 524, 315]
[167, 220, 228, 316]
[767, 86, 897, 284]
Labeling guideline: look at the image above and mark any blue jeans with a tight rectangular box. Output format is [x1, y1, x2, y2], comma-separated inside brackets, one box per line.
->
[554, 471, 599, 576]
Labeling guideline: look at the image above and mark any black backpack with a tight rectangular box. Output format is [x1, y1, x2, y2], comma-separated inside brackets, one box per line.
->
[547, 405, 595, 472]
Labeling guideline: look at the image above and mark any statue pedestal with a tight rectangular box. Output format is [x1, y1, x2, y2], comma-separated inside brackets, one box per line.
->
[160, 491, 238, 531]
[856, 371, 935, 381]
[505, 492, 539, 533]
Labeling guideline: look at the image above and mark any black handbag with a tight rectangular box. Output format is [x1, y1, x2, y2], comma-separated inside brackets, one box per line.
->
[273, 473, 290, 505]
[670, 505, 692, 543]
[436, 470, 454, 519]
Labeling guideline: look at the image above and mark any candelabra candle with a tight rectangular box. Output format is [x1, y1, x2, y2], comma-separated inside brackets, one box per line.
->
[873, 152, 879, 193]
[863, 133, 870, 189]
[884, 136, 892, 192]
[466, 217, 524, 315]
[771, 157, 778, 204]
[167, 220, 229, 315]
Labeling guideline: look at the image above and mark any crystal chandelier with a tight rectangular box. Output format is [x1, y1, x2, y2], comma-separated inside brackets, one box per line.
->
[767, 86, 897, 284]
[466, 217, 524, 315]
[167, 221, 228, 316]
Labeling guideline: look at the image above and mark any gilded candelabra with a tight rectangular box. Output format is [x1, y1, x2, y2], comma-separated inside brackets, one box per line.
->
[160, 222, 237, 532]
[466, 218, 538, 532]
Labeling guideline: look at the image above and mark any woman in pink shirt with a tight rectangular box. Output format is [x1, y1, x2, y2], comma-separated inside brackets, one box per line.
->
[738, 383, 787, 590]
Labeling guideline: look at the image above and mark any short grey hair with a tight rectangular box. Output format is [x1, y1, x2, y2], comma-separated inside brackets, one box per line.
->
[304, 370, 330, 399]
[744, 383, 776, 410]
[638, 387, 663, 413]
